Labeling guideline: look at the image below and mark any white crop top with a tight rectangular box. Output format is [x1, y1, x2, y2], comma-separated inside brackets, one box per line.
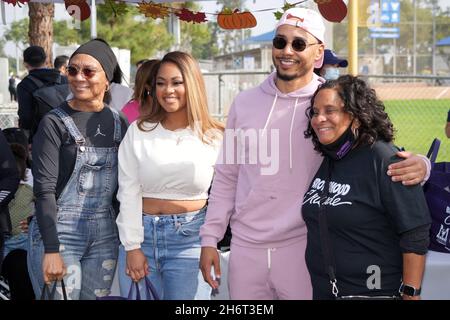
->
[116, 121, 222, 250]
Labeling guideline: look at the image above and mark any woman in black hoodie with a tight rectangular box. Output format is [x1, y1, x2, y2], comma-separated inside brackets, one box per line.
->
[0, 129, 20, 272]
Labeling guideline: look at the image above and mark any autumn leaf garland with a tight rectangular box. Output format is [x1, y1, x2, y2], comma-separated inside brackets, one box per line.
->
[0, 0, 347, 28]
[137, 1, 170, 19]
[175, 8, 207, 24]
[137, 2, 206, 24]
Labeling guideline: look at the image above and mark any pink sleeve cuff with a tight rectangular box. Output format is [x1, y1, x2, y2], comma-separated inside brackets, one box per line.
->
[201, 236, 219, 248]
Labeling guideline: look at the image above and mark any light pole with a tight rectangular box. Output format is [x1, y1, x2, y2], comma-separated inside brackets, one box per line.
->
[14, 6, 19, 76]
[431, 0, 437, 76]
[348, 0, 358, 75]
[91, 0, 97, 38]
[413, 0, 416, 75]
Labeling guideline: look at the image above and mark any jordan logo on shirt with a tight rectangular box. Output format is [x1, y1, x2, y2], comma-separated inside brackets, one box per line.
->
[94, 124, 106, 137]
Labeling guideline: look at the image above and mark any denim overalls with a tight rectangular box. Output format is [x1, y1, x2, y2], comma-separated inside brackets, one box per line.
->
[28, 107, 121, 300]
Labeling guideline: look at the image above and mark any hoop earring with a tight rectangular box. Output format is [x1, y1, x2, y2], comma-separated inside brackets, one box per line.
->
[351, 126, 359, 140]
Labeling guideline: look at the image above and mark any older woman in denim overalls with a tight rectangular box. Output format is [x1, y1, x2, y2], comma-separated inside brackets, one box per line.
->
[27, 39, 127, 300]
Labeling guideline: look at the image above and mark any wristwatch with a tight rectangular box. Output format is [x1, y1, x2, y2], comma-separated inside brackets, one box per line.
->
[399, 283, 421, 296]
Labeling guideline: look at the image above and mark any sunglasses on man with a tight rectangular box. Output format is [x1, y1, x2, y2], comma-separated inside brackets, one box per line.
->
[272, 36, 319, 52]
[67, 65, 99, 79]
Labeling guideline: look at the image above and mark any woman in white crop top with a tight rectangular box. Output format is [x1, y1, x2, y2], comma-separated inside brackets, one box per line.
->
[116, 51, 224, 300]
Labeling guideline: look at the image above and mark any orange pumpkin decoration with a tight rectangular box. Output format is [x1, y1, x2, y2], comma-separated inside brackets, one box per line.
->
[65, 0, 91, 21]
[314, 0, 347, 23]
[217, 9, 257, 30]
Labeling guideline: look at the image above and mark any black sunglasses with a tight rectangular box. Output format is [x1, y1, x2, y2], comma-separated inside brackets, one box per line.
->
[272, 36, 319, 52]
[67, 65, 98, 79]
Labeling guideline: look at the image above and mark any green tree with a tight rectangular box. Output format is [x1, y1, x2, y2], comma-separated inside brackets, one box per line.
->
[11, 2, 219, 64]
[178, 1, 218, 59]
[180, 22, 216, 59]
[28, 2, 54, 67]
[95, 6, 173, 64]
[4, 18, 29, 49]
[53, 20, 83, 46]
[51, 5, 172, 64]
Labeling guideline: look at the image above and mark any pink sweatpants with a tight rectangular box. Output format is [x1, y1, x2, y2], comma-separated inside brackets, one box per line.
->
[228, 240, 312, 300]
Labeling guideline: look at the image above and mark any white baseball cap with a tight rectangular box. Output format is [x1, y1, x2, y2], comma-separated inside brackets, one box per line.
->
[275, 8, 326, 68]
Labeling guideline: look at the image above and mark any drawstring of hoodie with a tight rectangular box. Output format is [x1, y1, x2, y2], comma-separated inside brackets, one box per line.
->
[262, 93, 278, 133]
[262, 94, 299, 170]
[289, 97, 299, 170]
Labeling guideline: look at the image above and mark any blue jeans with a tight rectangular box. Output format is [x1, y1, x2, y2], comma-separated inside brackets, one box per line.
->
[28, 212, 119, 300]
[3, 233, 28, 258]
[117, 207, 211, 300]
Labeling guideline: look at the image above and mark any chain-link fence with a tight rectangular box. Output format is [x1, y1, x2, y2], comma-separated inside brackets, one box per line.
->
[366, 75, 449, 162]
[204, 72, 449, 162]
[4, 75, 448, 162]
[0, 102, 18, 130]
[203, 71, 270, 122]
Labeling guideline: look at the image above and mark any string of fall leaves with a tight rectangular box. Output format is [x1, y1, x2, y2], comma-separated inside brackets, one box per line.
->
[1, 0, 348, 28]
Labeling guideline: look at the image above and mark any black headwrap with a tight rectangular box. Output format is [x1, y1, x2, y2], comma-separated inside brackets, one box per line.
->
[70, 38, 117, 82]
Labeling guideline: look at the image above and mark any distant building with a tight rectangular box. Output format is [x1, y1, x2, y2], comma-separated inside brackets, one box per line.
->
[212, 31, 275, 72]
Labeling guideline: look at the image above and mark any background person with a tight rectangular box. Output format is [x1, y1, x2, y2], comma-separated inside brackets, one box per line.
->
[0, 129, 20, 272]
[2, 128, 32, 183]
[1, 135, 35, 300]
[108, 63, 133, 111]
[314, 49, 348, 80]
[121, 59, 160, 124]
[17, 46, 68, 141]
[136, 59, 149, 71]
[8, 74, 17, 102]
[2, 141, 33, 257]
[54, 55, 69, 76]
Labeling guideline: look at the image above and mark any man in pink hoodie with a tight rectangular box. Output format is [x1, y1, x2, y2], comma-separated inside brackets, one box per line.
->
[199, 7, 430, 300]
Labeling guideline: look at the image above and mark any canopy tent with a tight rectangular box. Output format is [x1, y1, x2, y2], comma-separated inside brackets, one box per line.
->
[436, 36, 450, 47]
[243, 30, 275, 44]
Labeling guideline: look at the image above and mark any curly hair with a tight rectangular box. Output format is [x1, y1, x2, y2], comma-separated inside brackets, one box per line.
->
[304, 75, 394, 154]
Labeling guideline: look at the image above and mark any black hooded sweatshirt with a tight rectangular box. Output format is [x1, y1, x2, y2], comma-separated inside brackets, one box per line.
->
[0, 129, 20, 266]
[16, 68, 68, 133]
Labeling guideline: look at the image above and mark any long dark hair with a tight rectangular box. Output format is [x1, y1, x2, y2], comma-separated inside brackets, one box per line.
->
[304, 75, 394, 154]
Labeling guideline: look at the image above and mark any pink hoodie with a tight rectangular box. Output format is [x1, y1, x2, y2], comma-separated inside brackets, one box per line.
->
[200, 72, 325, 248]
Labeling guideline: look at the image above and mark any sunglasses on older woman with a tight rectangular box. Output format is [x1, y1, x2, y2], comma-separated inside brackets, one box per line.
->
[67, 65, 98, 79]
[272, 36, 319, 52]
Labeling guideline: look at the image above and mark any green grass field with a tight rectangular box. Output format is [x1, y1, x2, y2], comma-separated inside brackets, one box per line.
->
[384, 99, 449, 162]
